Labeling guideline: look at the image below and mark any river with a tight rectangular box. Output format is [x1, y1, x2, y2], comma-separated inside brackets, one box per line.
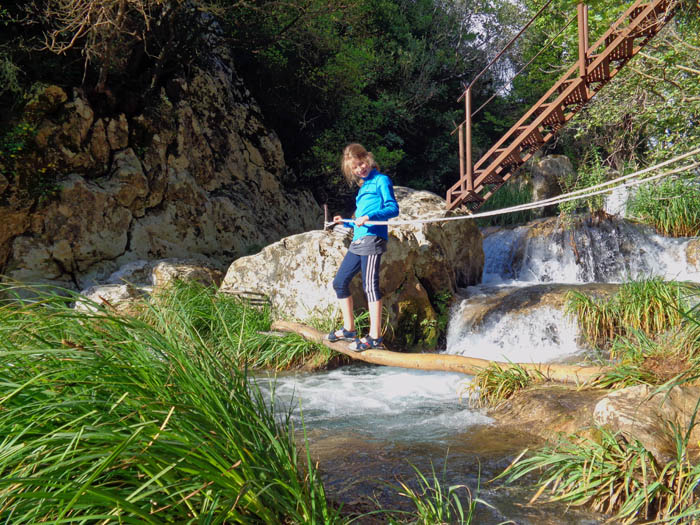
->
[255, 216, 698, 523]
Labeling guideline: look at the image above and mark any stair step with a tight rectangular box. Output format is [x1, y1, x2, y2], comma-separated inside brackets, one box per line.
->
[534, 104, 566, 131]
[493, 147, 523, 168]
[586, 54, 611, 82]
[557, 79, 588, 107]
[515, 125, 545, 150]
[475, 169, 505, 185]
[605, 32, 635, 60]
[453, 189, 484, 204]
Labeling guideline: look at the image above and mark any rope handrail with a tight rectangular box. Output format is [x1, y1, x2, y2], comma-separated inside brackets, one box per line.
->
[326, 147, 700, 227]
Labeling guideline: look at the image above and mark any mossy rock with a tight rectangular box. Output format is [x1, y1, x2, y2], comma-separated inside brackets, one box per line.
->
[394, 299, 438, 350]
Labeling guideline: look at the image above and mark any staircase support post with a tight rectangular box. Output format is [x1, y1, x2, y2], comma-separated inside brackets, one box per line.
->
[465, 85, 474, 192]
[577, 2, 589, 78]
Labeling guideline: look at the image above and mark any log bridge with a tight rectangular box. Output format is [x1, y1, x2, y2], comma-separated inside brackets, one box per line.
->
[273, 321, 608, 385]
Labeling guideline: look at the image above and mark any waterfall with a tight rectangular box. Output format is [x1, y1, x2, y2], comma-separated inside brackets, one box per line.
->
[446, 216, 699, 363]
[446, 301, 581, 363]
[482, 218, 699, 284]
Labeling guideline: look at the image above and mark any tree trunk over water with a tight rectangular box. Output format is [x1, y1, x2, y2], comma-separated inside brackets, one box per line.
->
[272, 321, 608, 385]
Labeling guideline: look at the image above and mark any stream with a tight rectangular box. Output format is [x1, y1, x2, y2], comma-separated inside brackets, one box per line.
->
[255, 217, 699, 523]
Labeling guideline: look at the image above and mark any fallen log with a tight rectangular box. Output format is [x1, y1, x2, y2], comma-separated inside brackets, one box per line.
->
[272, 320, 609, 385]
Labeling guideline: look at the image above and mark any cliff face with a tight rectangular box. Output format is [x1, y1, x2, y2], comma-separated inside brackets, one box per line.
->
[0, 14, 321, 289]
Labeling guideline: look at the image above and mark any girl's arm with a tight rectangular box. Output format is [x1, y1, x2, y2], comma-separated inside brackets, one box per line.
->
[368, 176, 399, 221]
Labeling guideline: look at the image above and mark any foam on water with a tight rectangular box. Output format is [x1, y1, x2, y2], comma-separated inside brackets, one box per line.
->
[254, 366, 491, 442]
[445, 303, 582, 362]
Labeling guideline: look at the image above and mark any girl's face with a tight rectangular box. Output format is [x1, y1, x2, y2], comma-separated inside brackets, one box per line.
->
[351, 158, 371, 179]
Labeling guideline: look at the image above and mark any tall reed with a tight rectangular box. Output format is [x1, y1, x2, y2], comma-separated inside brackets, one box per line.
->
[566, 278, 694, 350]
[0, 284, 341, 523]
[145, 280, 333, 370]
[627, 176, 700, 237]
[498, 423, 700, 524]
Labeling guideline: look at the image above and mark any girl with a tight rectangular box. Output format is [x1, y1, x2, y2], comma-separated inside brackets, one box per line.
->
[326, 143, 399, 351]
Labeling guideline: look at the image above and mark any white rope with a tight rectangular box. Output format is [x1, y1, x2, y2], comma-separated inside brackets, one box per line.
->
[325, 147, 700, 228]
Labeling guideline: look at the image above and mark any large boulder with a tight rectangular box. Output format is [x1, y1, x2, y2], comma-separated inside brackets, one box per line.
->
[492, 384, 700, 465]
[219, 187, 483, 349]
[593, 384, 700, 463]
[1, 11, 321, 290]
[529, 155, 571, 206]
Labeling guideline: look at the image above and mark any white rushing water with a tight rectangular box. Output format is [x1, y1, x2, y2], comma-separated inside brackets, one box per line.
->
[254, 366, 491, 442]
[445, 303, 582, 363]
[445, 217, 699, 363]
[481, 220, 700, 284]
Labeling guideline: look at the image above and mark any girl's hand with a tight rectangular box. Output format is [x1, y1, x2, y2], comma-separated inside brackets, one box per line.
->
[333, 215, 343, 224]
[355, 215, 370, 226]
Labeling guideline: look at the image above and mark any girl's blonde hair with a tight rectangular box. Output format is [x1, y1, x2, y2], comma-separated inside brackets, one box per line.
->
[341, 143, 377, 186]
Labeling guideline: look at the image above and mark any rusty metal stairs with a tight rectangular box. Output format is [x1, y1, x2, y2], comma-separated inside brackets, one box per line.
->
[446, 0, 678, 211]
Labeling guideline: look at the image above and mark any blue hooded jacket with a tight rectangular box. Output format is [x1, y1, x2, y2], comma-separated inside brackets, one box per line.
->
[353, 168, 399, 241]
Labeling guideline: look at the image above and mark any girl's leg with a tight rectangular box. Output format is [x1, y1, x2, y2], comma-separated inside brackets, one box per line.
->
[332, 251, 361, 335]
[368, 298, 382, 340]
[360, 254, 383, 340]
[339, 296, 355, 332]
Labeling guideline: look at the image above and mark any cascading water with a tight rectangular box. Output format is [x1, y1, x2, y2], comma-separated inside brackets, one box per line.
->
[259, 216, 696, 523]
[480, 217, 699, 285]
[445, 217, 700, 364]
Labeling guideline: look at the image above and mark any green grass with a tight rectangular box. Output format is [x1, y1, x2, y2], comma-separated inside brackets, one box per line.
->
[497, 414, 700, 524]
[465, 362, 546, 408]
[627, 175, 700, 237]
[145, 280, 334, 370]
[566, 278, 700, 390]
[566, 278, 695, 350]
[475, 183, 536, 227]
[0, 282, 342, 523]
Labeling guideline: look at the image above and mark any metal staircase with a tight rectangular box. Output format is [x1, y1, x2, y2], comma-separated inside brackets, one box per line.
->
[446, 0, 678, 211]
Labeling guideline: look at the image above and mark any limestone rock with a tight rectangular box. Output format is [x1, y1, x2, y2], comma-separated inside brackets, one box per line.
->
[219, 187, 483, 348]
[23, 84, 68, 120]
[106, 114, 129, 150]
[75, 284, 145, 314]
[452, 282, 619, 331]
[529, 155, 571, 204]
[688, 238, 700, 269]
[100, 258, 224, 289]
[1, 13, 320, 288]
[490, 385, 608, 438]
[152, 260, 224, 289]
[102, 148, 149, 212]
[5, 175, 132, 283]
[593, 384, 700, 463]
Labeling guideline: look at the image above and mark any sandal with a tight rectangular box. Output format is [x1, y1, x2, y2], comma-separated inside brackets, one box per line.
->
[348, 335, 384, 351]
[325, 327, 357, 342]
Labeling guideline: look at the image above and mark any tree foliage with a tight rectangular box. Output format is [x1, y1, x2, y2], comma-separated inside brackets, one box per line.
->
[0, 0, 697, 212]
